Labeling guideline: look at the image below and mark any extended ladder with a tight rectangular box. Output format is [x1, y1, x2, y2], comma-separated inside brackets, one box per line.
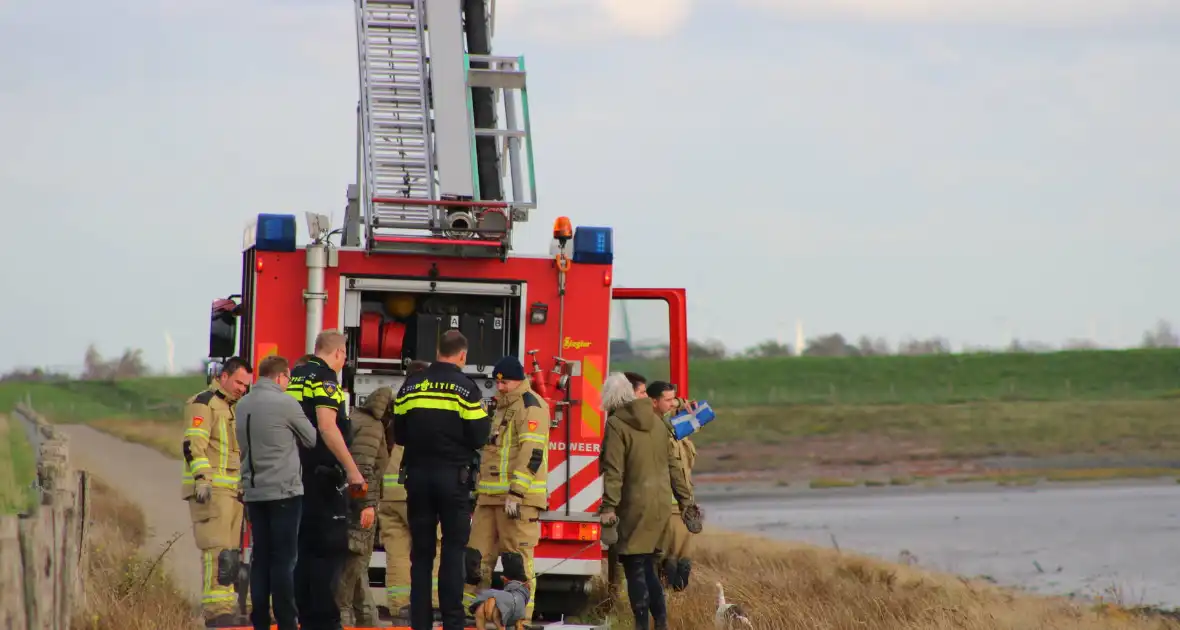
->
[355, 0, 435, 233]
[351, 0, 539, 256]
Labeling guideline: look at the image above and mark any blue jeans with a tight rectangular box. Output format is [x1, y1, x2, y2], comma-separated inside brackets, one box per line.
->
[246, 496, 302, 630]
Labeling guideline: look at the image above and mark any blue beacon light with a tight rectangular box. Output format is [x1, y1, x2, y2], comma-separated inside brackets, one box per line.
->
[572, 226, 614, 264]
[255, 213, 298, 252]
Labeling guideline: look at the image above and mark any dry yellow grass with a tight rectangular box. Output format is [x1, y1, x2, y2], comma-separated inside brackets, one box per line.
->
[78, 421, 1180, 629]
[72, 477, 199, 630]
[89, 419, 182, 460]
[594, 531, 1179, 630]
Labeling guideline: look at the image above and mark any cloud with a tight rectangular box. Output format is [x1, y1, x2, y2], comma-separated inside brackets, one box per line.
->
[735, 0, 1180, 25]
[495, 0, 692, 39]
[599, 0, 692, 36]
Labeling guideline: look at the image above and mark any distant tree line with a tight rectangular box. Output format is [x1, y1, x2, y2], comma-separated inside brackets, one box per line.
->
[615, 319, 1180, 360]
[1, 345, 204, 382]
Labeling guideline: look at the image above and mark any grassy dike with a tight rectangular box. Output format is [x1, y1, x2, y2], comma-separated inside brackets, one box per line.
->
[5, 348, 1180, 480]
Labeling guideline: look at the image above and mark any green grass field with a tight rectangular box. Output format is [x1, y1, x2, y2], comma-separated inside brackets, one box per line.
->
[616, 348, 1180, 406]
[0, 415, 39, 515]
[0, 375, 206, 423]
[5, 349, 1180, 473]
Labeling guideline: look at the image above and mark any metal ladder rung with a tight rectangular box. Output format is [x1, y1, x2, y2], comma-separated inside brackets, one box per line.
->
[467, 68, 526, 90]
[473, 128, 526, 139]
[367, 43, 423, 53]
[366, 18, 419, 28]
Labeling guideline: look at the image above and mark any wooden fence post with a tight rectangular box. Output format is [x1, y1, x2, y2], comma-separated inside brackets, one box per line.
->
[4, 404, 91, 629]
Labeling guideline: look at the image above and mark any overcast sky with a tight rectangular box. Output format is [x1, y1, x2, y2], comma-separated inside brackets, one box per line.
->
[2, 0, 1179, 372]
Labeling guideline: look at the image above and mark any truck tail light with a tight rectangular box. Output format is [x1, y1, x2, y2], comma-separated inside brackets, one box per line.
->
[541, 521, 600, 542]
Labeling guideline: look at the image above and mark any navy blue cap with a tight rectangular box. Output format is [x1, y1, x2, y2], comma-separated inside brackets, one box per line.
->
[492, 356, 526, 381]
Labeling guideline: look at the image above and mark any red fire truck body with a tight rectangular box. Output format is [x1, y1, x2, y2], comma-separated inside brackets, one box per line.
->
[204, 0, 691, 624]
[220, 233, 688, 619]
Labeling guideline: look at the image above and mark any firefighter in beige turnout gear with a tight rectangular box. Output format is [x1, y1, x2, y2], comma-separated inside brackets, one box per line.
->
[464, 356, 550, 621]
[181, 358, 252, 625]
[336, 386, 393, 626]
[658, 394, 698, 591]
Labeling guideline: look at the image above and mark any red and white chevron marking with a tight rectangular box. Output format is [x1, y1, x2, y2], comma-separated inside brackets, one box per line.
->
[547, 454, 602, 514]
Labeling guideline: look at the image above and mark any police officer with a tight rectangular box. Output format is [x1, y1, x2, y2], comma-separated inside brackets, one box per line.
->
[336, 386, 393, 626]
[180, 356, 253, 626]
[393, 330, 491, 630]
[380, 360, 444, 619]
[286, 330, 366, 630]
[464, 355, 550, 621]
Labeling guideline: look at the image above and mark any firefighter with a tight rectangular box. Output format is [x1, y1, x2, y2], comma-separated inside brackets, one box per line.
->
[606, 371, 649, 606]
[599, 372, 695, 630]
[393, 330, 491, 630]
[379, 360, 443, 619]
[180, 356, 253, 626]
[649, 382, 698, 591]
[464, 355, 550, 621]
[336, 386, 394, 626]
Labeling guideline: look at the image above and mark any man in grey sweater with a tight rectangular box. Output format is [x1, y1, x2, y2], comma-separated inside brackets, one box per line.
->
[235, 354, 318, 630]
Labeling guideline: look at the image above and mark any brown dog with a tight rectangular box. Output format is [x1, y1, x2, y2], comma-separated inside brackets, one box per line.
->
[473, 596, 527, 630]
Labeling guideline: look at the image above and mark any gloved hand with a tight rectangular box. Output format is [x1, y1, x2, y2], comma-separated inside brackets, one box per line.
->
[599, 510, 619, 547]
[194, 479, 212, 504]
[349, 481, 369, 500]
[681, 503, 704, 534]
[505, 495, 522, 520]
[360, 506, 376, 529]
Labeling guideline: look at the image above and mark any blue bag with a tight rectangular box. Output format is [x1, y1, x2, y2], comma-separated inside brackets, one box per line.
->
[670, 402, 715, 440]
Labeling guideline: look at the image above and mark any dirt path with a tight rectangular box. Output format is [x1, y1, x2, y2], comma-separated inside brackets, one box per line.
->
[60, 424, 202, 602]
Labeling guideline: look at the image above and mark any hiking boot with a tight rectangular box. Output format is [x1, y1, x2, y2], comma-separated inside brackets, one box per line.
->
[205, 612, 243, 628]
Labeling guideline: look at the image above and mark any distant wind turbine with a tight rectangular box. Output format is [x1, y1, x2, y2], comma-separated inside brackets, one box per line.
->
[164, 330, 176, 375]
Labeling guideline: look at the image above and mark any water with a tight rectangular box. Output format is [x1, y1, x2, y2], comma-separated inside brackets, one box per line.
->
[702, 482, 1180, 608]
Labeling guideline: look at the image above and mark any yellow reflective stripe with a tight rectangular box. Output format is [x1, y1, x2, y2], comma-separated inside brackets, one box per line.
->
[218, 419, 229, 473]
[383, 474, 402, 489]
[520, 432, 546, 444]
[527, 480, 546, 494]
[184, 427, 210, 439]
[477, 481, 510, 493]
[499, 423, 512, 485]
[286, 388, 304, 401]
[394, 396, 487, 420]
[395, 390, 483, 410]
[189, 458, 212, 475]
[513, 471, 535, 483]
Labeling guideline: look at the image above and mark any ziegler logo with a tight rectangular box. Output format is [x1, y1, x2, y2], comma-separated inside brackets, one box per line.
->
[562, 337, 591, 351]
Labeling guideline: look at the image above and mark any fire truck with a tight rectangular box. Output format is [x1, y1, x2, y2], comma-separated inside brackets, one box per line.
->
[205, 0, 689, 625]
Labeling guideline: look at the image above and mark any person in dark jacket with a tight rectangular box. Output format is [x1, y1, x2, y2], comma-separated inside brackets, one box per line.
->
[599, 372, 695, 630]
[393, 330, 491, 630]
[336, 386, 394, 626]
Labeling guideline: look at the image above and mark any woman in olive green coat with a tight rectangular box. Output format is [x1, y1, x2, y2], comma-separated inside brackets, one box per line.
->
[599, 372, 694, 630]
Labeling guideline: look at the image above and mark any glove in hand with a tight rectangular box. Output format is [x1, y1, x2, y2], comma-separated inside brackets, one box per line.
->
[194, 480, 212, 504]
[681, 503, 704, 534]
[599, 511, 619, 546]
[505, 496, 522, 520]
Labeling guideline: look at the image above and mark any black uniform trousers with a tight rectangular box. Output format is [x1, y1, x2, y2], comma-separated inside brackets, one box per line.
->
[294, 467, 350, 630]
[405, 463, 472, 630]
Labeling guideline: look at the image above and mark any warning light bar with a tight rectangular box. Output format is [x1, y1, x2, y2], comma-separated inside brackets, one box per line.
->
[541, 521, 600, 542]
